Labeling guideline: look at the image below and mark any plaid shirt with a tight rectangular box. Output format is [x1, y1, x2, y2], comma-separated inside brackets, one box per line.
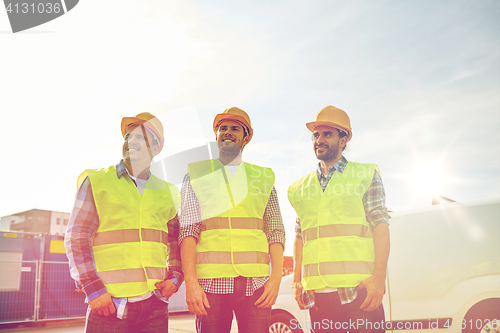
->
[179, 164, 286, 296]
[295, 156, 390, 307]
[64, 160, 183, 318]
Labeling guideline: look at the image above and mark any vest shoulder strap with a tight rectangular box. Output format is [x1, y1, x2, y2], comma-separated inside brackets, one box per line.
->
[188, 159, 219, 179]
[344, 162, 381, 180]
[288, 171, 316, 194]
[167, 182, 181, 211]
[82, 166, 117, 188]
[243, 162, 275, 185]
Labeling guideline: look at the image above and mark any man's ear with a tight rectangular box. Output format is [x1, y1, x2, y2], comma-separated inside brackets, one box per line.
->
[152, 144, 159, 156]
[340, 136, 347, 149]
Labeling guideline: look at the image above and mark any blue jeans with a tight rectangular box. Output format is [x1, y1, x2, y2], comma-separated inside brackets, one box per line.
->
[85, 295, 169, 333]
[195, 277, 270, 333]
[309, 288, 385, 333]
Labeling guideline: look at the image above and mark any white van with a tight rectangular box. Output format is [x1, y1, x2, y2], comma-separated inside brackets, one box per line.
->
[271, 197, 500, 333]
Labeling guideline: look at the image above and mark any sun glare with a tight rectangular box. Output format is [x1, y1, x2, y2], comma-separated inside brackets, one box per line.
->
[409, 161, 449, 196]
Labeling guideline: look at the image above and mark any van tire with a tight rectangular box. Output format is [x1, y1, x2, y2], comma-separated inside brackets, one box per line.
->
[463, 299, 500, 333]
[270, 312, 303, 333]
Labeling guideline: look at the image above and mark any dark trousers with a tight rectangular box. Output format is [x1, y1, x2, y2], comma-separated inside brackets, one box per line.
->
[309, 288, 385, 333]
[85, 295, 169, 333]
[195, 276, 270, 333]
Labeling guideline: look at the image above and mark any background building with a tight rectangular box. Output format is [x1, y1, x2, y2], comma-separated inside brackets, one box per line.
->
[282, 256, 293, 276]
[1, 209, 70, 235]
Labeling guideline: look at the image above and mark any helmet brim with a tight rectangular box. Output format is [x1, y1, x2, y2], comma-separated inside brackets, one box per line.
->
[306, 121, 352, 142]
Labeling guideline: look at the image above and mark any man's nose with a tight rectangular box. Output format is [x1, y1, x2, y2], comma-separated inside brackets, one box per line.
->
[128, 134, 139, 144]
[315, 135, 325, 144]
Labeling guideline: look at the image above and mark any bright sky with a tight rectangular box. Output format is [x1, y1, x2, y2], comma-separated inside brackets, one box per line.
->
[2, 0, 500, 254]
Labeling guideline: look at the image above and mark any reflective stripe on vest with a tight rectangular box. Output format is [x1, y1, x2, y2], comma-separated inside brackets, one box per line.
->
[201, 217, 264, 231]
[288, 162, 379, 290]
[196, 251, 269, 265]
[302, 224, 373, 242]
[85, 166, 180, 298]
[302, 262, 375, 277]
[189, 159, 273, 278]
[98, 267, 167, 284]
[92, 227, 172, 247]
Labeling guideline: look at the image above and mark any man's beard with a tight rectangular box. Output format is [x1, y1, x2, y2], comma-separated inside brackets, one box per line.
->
[315, 142, 340, 161]
[218, 141, 241, 158]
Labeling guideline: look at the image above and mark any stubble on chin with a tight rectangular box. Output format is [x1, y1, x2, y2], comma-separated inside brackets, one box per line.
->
[218, 142, 241, 156]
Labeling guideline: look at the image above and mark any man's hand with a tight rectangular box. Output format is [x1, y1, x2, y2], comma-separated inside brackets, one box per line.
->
[185, 282, 210, 316]
[254, 276, 281, 308]
[88, 292, 116, 316]
[360, 222, 390, 312]
[255, 243, 284, 308]
[155, 280, 178, 300]
[181, 237, 209, 315]
[292, 282, 305, 310]
[358, 275, 385, 312]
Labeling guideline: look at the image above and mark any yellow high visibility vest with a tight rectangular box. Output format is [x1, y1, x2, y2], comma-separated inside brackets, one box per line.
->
[82, 166, 180, 298]
[189, 159, 274, 278]
[288, 162, 379, 290]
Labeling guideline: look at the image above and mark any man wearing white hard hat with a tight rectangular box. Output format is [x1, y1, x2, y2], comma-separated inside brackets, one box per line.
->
[65, 113, 183, 332]
[179, 107, 285, 333]
[288, 106, 390, 333]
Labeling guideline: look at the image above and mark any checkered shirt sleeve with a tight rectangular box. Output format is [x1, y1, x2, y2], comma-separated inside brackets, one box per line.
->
[64, 177, 106, 301]
[166, 215, 183, 284]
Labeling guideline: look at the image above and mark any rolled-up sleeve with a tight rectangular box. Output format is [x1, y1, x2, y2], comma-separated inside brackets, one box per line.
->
[263, 186, 286, 249]
[363, 170, 390, 228]
[166, 214, 184, 286]
[179, 173, 202, 243]
[64, 177, 106, 302]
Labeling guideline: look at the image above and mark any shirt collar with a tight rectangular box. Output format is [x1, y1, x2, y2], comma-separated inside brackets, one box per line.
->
[316, 155, 348, 178]
[117, 160, 152, 180]
[116, 160, 128, 179]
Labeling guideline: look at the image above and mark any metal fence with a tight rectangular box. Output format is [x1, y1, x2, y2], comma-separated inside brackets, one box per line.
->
[0, 260, 189, 324]
[0, 260, 87, 324]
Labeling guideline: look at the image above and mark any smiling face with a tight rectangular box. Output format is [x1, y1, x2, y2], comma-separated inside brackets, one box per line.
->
[312, 125, 346, 163]
[122, 125, 158, 168]
[216, 120, 248, 156]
